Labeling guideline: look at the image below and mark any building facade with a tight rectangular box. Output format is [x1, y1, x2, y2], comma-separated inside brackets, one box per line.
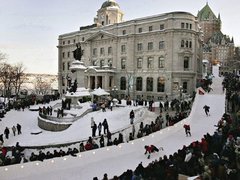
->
[197, 3, 235, 74]
[58, 0, 203, 100]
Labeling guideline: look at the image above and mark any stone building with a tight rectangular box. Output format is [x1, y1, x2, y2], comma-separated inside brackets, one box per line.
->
[197, 2, 235, 74]
[58, 0, 203, 100]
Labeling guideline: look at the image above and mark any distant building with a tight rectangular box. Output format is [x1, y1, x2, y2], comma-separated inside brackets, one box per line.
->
[197, 2, 235, 75]
[58, 0, 203, 100]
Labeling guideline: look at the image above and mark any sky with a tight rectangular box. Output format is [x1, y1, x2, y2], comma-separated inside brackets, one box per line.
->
[0, 0, 240, 74]
[0, 67, 225, 179]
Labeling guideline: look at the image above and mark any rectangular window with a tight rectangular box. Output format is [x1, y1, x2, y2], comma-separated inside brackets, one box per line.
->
[100, 47, 104, 55]
[138, 28, 142, 33]
[186, 23, 189, 29]
[67, 51, 70, 58]
[149, 26, 153, 31]
[181, 22, 185, 29]
[148, 42, 153, 51]
[68, 40, 70, 44]
[73, 39, 76, 43]
[122, 30, 126, 35]
[63, 41, 65, 45]
[121, 45, 126, 53]
[158, 57, 165, 68]
[62, 52, 65, 58]
[184, 57, 189, 70]
[160, 24, 165, 30]
[108, 47, 112, 55]
[109, 76, 113, 87]
[67, 62, 70, 70]
[190, 24, 192, 30]
[62, 76, 65, 86]
[121, 58, 126, 69]
[147, 57, 153, 69]
[137, 43, 143, 51]
[137, 58, 142, 69]
[62, 62, 65, 71]
[93, 48, 97, 56]
[159, 41, 165, 49]
[183, 82, 188, 93]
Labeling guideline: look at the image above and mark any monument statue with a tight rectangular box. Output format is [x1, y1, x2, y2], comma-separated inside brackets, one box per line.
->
[73, 43, 83, 61]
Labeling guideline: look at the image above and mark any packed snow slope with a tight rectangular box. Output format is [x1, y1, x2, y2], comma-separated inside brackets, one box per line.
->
[0, 76, 225, 180]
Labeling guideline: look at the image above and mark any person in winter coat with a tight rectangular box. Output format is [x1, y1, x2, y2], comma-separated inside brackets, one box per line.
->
[79, 143, 85, 152]
[91, 117, 96, 137]
[92, 122, 97, 137]
[183, 124, 191, 136]
[203, 105, 210, 116]
[16, 123, 22, 134]
[4, 127, 10, 139]
[99, 135, 105, 147]
[102, 119, 109, 134]
[144, 145, 159, 159]
[102, 173, 108, 180]
[0, 134, 4, 143]
[12, 126, 16, 136]
[98, 122, 102, 136]
[129, 110, 135, 124]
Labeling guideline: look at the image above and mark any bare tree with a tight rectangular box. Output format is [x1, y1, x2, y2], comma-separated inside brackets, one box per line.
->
[0, 63, 15, 100]
[11, 63, 27, 98]
[34, 76, 52, 95]
[0, 52, 6, 61]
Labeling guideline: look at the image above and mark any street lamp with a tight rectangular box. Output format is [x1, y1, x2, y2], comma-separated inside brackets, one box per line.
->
[112, 85, 118, 99]
[179, 85, 183, 101]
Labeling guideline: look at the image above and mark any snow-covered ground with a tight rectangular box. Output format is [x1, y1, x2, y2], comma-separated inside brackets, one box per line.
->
[0, 74, 225, 180]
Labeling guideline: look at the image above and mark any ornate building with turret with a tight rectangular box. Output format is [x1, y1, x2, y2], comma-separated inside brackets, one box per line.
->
[58, 0, 203, 100]
[197, 3, 235, 74]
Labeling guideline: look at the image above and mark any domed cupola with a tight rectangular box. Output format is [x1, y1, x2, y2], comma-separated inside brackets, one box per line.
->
[101, 0, 120, 9]
[94, 0, 124, 26]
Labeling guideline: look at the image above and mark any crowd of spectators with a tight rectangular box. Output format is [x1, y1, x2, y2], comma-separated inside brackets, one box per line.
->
[0, 92, 193, 167]
[97, 72, 240, 180]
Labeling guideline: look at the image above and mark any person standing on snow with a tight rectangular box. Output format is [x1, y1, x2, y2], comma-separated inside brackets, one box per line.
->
[98, 122, 102, 136]
[12, 125, 16, 136]
[16, 123, 22, 134]
[4, 127, 10, 139]
[129, 110, 135, 124]
[102, 118, 109, 134]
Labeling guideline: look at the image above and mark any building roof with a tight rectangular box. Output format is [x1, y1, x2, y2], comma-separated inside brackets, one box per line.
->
[101, 0, 120, 9]
[197, 2, 217, 21]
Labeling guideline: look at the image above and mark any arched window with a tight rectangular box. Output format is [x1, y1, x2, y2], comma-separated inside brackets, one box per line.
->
[146, 77, 153, 91]
[120, 77, 126, 90]
[157, 77, 165, 92]
[136, 77, 142, 91]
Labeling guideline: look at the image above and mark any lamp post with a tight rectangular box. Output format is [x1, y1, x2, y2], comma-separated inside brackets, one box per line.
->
[179, 85, 183, 101]
[112, 85, 118, 99]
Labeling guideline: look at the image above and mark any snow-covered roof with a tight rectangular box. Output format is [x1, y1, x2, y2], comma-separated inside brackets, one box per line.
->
[91, 87, 110, 96]
[69, 60, 87, 70]
[65, 87, 91, 97]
